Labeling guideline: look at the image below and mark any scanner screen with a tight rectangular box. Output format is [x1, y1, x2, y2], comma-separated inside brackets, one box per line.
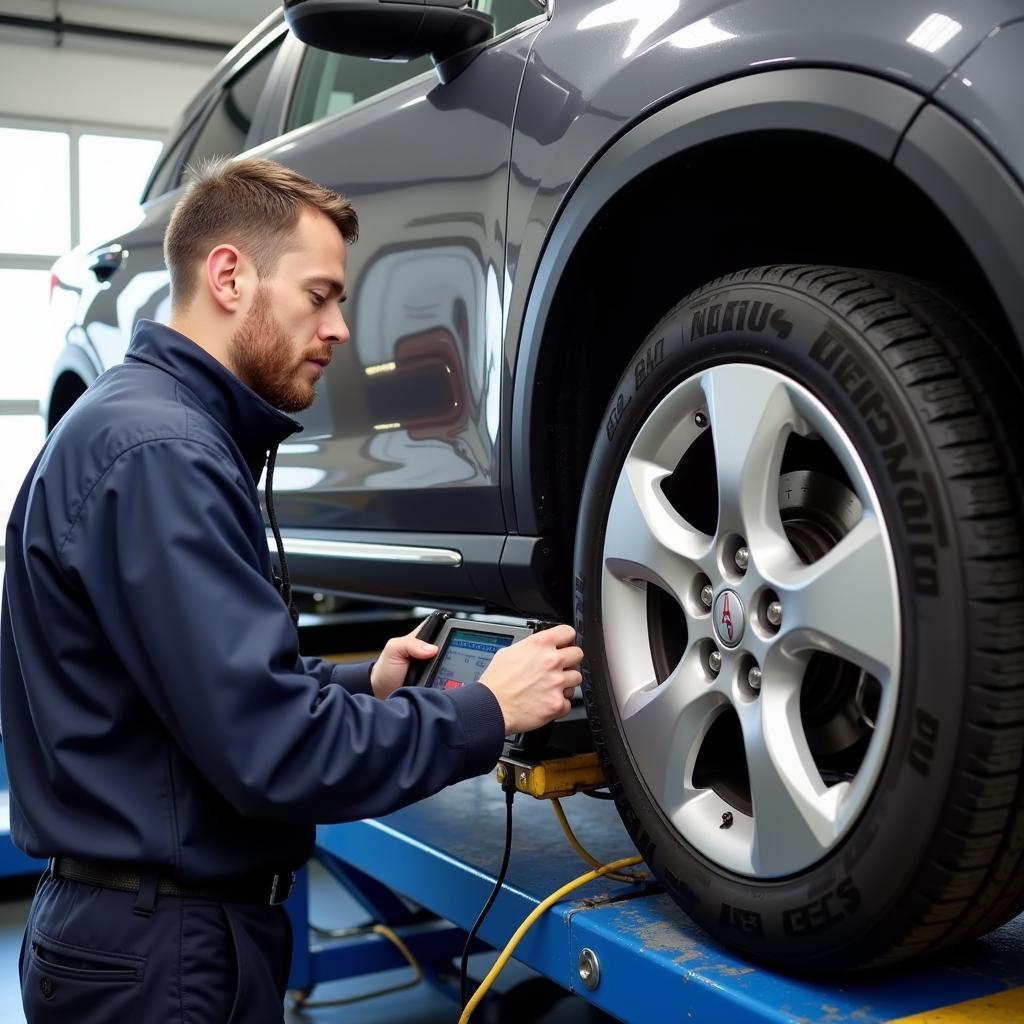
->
[428, 629, 514, 691]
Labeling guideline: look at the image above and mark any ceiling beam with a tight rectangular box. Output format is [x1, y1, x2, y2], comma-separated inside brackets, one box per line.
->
[0, 12, 231, 53]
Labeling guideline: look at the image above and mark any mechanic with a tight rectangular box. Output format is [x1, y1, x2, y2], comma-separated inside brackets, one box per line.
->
[0, 156, 582, 1023]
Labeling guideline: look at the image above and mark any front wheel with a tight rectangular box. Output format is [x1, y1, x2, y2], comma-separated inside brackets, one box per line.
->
[574, 265, 1024, 971]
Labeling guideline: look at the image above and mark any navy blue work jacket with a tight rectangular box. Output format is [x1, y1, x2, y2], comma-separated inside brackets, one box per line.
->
[0, 321, 505, 881]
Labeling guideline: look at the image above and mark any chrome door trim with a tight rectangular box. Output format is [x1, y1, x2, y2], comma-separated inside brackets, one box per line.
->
[269, 534, 464, 566]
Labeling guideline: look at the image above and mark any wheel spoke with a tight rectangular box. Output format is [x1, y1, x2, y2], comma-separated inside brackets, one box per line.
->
[743, 680, 844, 875]
[774, 513, 898, 681]
[702, 365, 799, 544]
[620, 658, 723, 815]
[603, 455, 712, 606]
[597, 358, 901, 880]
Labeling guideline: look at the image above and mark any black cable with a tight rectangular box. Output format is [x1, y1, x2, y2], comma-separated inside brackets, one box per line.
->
[581, 788, 614, 800]
[460, 783, 514, 1009]
[264, 446, 298, 626]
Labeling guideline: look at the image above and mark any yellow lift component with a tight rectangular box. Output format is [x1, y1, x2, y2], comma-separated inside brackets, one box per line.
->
[496, 751, 606, 800]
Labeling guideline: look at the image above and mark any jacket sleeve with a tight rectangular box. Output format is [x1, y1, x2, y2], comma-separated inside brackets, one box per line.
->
[300, 655, 375, 697]
[61, 438, 506, 823]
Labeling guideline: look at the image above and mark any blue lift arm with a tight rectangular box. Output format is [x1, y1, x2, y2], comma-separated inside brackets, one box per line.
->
[307, 774, 1024, 1024]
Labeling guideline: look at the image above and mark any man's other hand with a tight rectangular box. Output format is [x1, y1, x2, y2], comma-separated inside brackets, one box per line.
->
[370, 624, 438, 699]
[479, 625, 583, 734]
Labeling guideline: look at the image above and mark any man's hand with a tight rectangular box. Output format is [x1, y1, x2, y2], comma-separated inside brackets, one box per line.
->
[370, 624, 438, 699]
[479, 624, 583, 734]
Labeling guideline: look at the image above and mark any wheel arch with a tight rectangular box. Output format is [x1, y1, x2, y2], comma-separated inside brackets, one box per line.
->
[509, 69, 1024, 614]
[43, 343, 98, 432]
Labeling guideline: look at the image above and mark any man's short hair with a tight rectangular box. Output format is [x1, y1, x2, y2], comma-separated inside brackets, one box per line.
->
[164, 157, 359, 309]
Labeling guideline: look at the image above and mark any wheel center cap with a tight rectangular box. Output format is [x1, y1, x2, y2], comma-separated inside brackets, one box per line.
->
[713, 589, 745, 648]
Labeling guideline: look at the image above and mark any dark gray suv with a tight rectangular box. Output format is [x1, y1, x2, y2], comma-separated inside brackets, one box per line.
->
[45, 0, 1024, 973]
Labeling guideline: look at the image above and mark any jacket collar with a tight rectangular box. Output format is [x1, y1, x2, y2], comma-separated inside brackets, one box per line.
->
[126, 320, 302, 476]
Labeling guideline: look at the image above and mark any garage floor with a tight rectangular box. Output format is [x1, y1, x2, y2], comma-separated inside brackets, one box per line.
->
[0, 860, 613, 1023]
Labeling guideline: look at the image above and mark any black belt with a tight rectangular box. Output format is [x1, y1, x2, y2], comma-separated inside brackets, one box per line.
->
[52, 857, 296, 906]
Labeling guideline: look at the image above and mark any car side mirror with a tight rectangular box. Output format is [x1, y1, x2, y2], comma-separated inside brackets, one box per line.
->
[282, 0, 494, 83]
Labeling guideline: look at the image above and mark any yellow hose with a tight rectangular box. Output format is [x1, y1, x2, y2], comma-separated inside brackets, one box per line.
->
[457, 854, 643, 1024]
[551, 798, 647, 883]
[289, 923, 421, 1008]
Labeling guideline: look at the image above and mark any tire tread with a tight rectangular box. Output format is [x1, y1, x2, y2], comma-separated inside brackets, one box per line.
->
[779, 265, 1024, 964]
[580, 263, 1024, 971]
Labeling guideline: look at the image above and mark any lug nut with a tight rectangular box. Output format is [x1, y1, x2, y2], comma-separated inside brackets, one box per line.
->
[708, 650, 722, 675]
[700, 583, 714, 608]
[694, 411, 708, 428]
[748, 666, 762, 690]
[766, 601, 783, 628]
[735, 546, 749, 572]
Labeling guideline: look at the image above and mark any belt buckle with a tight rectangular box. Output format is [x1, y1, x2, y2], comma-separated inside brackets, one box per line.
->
[268, 871, 295, 906]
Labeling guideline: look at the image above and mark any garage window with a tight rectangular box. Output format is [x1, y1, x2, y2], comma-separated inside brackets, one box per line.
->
[0, 126, 71, 256]
[80, 135, 166, 244]
[0, 119, 162, 539]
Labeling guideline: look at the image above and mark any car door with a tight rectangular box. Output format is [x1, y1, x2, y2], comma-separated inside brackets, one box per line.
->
[256, 1, 546, 542]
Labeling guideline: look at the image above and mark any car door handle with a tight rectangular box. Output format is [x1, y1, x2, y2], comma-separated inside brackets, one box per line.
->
[89, 245, 128, 281]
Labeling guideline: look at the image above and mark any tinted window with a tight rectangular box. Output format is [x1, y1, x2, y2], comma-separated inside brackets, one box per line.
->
[184, 40, 282, 171]
[287, 49, 433, 132]
[145, 125, 190, 200]
[285, 1, 541, 133]
[473, 0, 543, 36]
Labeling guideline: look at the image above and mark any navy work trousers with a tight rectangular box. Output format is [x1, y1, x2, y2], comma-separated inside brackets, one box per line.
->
[19, 868, 292, 1023]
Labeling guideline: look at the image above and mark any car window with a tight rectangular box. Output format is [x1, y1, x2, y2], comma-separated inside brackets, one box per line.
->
[183, 39, 282, 174]
[145, 127, 191, 201]
[472, 0, 544, 36]
[287, 49, 434, 132]
[285, 0, 542, 133]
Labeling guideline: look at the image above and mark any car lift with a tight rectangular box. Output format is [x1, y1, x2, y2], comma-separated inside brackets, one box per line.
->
[3, 729, 1024, 1020]
[284, 758, 1024, 1024]
[2, 753, 1024, 1019]
[0, 760, 45, 879]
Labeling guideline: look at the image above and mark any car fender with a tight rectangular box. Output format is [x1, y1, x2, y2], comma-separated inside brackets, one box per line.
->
[507, 67, 927, 535]
[891, 18, 1024, 370]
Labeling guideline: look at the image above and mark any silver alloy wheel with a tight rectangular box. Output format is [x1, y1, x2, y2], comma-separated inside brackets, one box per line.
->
[600, 363, 901, 878]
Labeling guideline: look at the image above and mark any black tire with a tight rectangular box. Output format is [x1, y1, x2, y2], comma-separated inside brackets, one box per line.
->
[573, 265, 1024, 971]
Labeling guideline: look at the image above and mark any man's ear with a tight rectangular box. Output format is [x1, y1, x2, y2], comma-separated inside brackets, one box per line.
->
[205, 244, 248, 313]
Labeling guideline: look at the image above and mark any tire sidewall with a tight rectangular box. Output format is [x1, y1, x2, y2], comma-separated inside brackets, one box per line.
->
[573, 278, 965, 966]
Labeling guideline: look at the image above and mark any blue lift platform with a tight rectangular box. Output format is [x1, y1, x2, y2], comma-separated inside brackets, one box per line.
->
[291, 774, 1024, 1024]
[0, 758, 46, 879]
[4, 758, 1024, 1020]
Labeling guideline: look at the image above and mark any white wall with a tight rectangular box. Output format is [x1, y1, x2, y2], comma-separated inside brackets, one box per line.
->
[0, 0, 263, 132]
[0, 41, 215, 131]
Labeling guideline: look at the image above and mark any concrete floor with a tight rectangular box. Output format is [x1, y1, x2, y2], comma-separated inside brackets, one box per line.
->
[0, 860, 617, 1023]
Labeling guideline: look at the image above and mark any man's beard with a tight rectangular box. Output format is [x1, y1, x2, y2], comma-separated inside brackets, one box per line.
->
[228, 286, 327, 413]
